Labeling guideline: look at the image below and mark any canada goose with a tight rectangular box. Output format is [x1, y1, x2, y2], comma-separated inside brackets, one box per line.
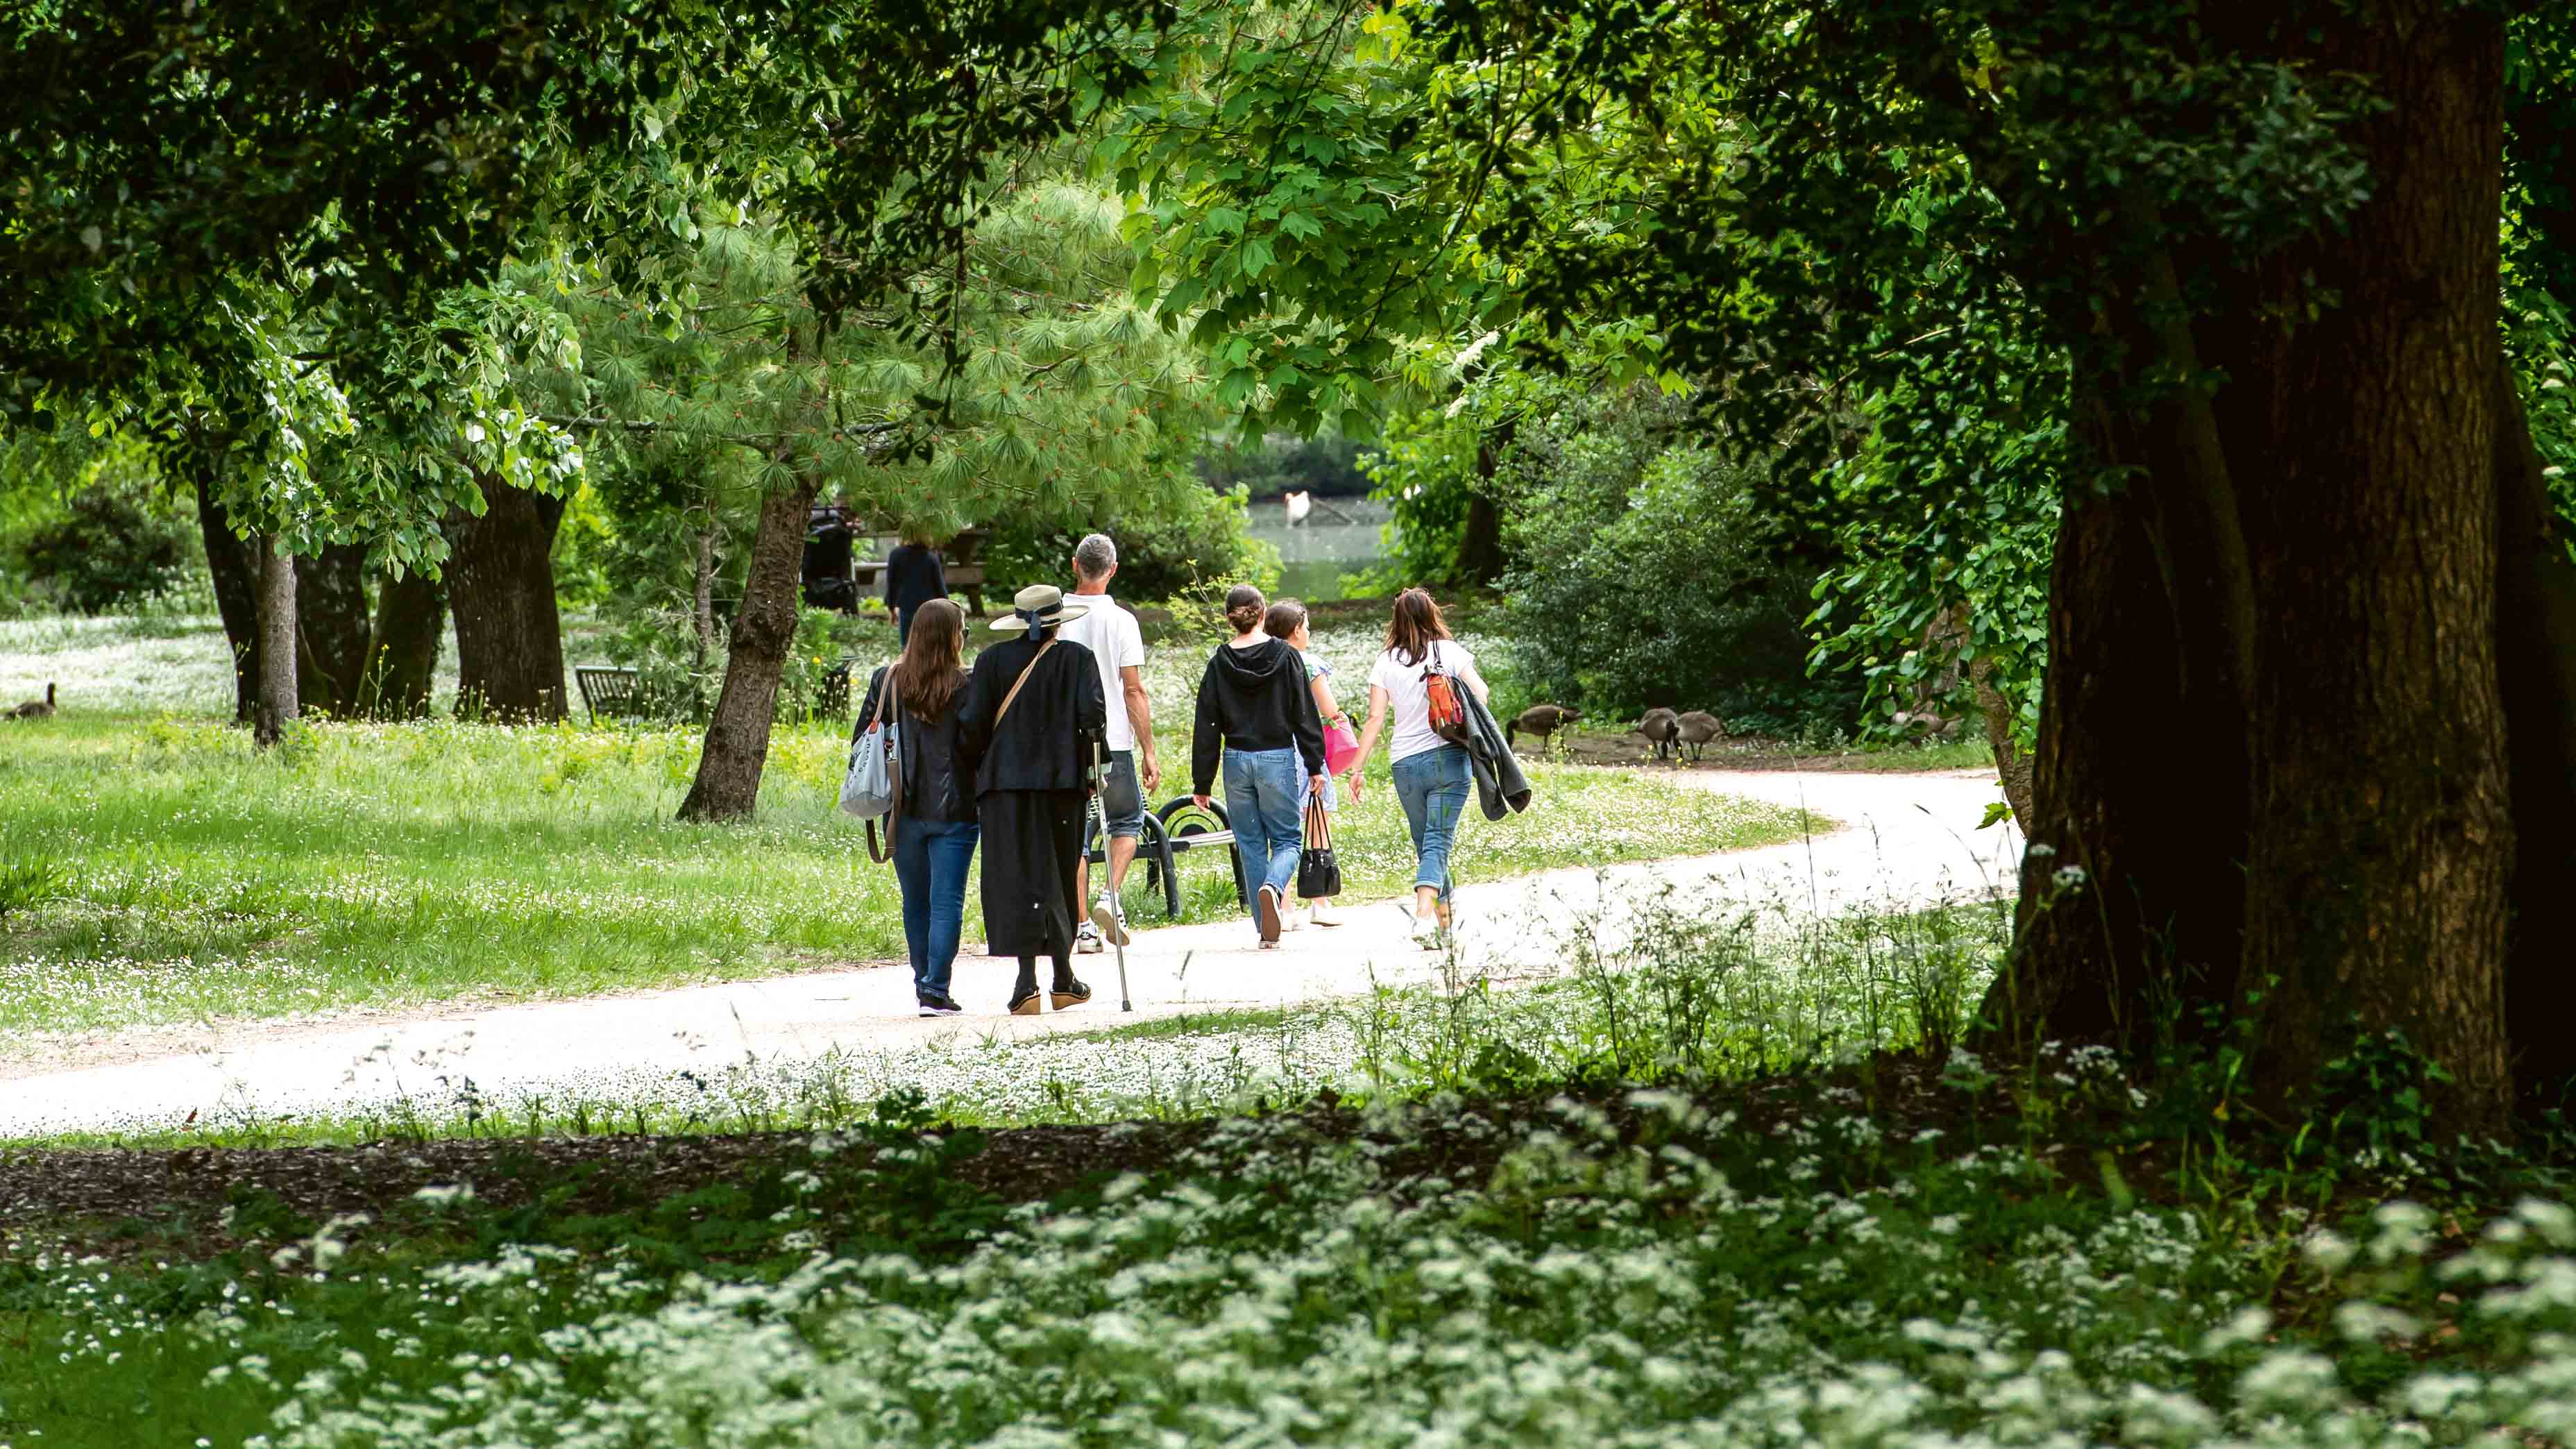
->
[1632, 707, 1681, 762]
[8, 683, 55, 720]
[1508, 703, 1582, 756]
[1675, 710, 1725, 762]
[1892, 709, 1965, 739]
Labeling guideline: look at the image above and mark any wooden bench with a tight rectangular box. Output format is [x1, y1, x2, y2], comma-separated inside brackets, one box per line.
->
[1083, 797, 1250, 919]
[574, 666, 648, 722]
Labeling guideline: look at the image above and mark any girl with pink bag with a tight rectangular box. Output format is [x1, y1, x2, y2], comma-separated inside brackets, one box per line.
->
[1265, 599, 1358, 927]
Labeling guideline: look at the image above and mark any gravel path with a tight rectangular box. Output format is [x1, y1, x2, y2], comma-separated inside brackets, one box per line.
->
[0, 768, 2017, 1137]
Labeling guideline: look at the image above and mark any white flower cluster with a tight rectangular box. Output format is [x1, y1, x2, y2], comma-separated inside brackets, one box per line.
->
[15, 1115, 2568, 1448]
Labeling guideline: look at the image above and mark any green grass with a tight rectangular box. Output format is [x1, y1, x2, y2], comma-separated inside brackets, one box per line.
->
[0, 714, 1815, 1043]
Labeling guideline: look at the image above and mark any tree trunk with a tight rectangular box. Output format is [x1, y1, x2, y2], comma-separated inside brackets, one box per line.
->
[1994, 4, 2522, 1130]
[1981, 441, 2246, 1055]
[2222, 8, 2513, 1127]
[679, 478, 819, 822]
[694, 516, 719, 672]
[295, 543, 371, 715]
[253, 539, 298, 749]
[196, 478, 260, 724]
[1966, 649, 2034, 830]
[363, 568, 446, 720]
[446, 477, 568, 722]
[2491, 356, 2576, 1108]
[1458, 430, 1511, 586]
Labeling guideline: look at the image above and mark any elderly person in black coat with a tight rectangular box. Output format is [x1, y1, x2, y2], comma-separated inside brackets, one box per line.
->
[955, 584, 1110, 1015]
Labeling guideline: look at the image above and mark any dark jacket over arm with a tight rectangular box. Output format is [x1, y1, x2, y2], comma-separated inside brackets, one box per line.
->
[956, 633, 1107, 797]
[1460, 681, 1532, 820]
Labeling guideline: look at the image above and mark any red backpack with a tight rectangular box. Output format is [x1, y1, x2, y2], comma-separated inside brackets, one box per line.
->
[1422, 645, 1471, 745]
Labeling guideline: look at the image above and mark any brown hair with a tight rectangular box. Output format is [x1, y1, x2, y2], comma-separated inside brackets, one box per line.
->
[889, 598, 968, 720]
[1262, 598, 1309, 641]
[1385, 588, 1451, 667]
[1223, 584, 1268, 636]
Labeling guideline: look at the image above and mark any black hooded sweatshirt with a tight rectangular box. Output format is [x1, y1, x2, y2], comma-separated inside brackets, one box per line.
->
[1190, 637, 1327, 795]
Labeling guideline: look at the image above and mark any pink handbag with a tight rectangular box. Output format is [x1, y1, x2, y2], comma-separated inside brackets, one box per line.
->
[1324, 715, 1362, 777]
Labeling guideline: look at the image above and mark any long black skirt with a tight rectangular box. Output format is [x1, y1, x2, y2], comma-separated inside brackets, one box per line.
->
[978, 788, 1087, 959]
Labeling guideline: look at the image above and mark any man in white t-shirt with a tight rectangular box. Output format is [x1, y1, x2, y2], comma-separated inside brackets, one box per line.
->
[1057, 533, 1158, 951]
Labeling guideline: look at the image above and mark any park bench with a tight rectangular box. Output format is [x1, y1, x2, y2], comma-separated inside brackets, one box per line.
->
[1083, 796, 1251, 920]
[574, 666, 648, 723]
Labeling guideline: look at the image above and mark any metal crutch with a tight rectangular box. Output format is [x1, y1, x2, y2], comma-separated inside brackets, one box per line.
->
[1089, 736, 1134, 1012]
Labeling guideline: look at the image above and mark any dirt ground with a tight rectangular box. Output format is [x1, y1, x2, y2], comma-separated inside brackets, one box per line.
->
[1530, 730, 1988, 774]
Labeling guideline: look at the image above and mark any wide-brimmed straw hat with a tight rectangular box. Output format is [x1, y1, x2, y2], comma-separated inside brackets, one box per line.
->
[988, 582, 1090, 631]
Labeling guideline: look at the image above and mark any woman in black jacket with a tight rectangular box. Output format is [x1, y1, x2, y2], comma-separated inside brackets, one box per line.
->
[881, 527, 948, 645]
[956, 585, 1109, 1015]
[856, 598, 980, 1016]
[1190, 584, 1327, 947]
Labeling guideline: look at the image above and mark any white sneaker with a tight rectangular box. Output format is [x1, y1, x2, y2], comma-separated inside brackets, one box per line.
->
[1074, 920, 1104, 954]
[1090, 893, 1129, 947]
[1307, 899, 1339, 928]
[1407, 908, 1442, 948]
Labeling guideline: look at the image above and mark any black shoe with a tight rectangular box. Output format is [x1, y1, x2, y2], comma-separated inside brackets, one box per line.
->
[1256, 885, 1282, 945]
[918, 994, 963, 1017]
[1049, 979, 1092, 1012]
[1007, 985, 1043, 1016]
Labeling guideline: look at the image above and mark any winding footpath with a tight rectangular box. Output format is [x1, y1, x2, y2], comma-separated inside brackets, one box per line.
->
[0, 768, 2018, 1137]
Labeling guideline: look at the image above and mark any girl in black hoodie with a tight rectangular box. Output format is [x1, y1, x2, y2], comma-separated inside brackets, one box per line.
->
[1190, 584, 1327, 947]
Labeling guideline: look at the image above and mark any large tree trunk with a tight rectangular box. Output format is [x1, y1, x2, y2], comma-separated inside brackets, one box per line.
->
[363, 568, 446, 720]
[1983, 431, 2246, 1053]
[680, 479, 819, 822]
[196, 478, 260, 723]
[2492, 357, 2576, 1108]
[253, 539, 298, 749]
[1992, 4, 2523, 1130]
[295, 543, 371, 715]
[446, 477, 568, 722]
[2226, 10, 2514, 1124]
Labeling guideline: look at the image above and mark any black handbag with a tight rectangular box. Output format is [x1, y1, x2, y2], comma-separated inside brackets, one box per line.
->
[1296, 793, 1341, 900]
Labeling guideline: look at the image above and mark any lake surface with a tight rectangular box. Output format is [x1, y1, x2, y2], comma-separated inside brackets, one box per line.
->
[1246, 498, 1391, 601]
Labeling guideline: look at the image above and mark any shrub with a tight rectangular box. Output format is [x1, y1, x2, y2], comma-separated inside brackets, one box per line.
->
[0, 448, 200, 614]
[1502, 440, 1856, 734]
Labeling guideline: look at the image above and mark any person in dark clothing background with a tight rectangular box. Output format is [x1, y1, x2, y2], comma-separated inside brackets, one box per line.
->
[1190, 584, 1327, 948]
[955, 584, 1108, 1015]
[881, 527, 948, 645]
[855, 598, 978, 1017]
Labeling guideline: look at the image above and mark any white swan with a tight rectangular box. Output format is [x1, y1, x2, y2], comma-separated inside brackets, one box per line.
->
[1284, 490, 1312, 527]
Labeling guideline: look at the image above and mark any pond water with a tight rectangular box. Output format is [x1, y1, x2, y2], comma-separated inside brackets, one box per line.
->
[1245, 497, 1391, 602]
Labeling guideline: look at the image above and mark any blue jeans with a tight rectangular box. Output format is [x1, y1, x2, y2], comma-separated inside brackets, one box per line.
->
[892, 819, 979, 1001]
[1392, 745, 1472, 903]
[1223, 747, 1306, 905]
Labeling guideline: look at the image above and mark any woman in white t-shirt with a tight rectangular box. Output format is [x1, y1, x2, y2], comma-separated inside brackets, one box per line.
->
[1350, 588, 1489, 948]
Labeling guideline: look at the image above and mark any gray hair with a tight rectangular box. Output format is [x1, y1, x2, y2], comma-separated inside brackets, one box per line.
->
[1073, 532, 1118, 580]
